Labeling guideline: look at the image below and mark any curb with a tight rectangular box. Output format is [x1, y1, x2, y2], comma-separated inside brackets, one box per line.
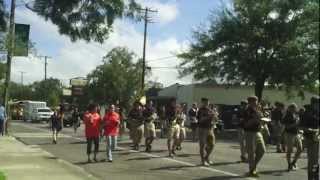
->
[12, 136, 100, 180]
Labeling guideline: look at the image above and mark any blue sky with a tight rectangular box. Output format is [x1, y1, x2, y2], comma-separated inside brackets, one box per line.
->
[6, 0, 232, 86]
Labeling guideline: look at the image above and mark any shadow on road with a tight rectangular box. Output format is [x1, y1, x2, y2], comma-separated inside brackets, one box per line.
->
[259, 169, 288, 176]
[211, 161, 241, 166]
[126, 156, 163, 161]
[192, 175, 244, 180]
[176, 153, 199, 158]
[74, 159, 108, 165]
[150, 164, 198, 171]
[69, 141, 87, 145]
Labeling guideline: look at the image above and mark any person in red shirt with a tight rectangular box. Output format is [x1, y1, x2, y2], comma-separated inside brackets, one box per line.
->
[83, 104, 101, 163]
[103, 104, 120, 162]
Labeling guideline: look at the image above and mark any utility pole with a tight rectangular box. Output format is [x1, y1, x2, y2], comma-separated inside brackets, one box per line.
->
[19, 71, 26, 85]
[44, 56, 48, 80]
[2, 0, 16, 135]
[138, 7, 157, 92]
[38, 55, 50, 80]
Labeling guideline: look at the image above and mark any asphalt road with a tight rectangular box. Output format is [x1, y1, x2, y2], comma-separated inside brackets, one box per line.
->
[10, 121, 309, 180]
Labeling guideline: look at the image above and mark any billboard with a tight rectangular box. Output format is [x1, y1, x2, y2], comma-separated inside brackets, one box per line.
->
[14, 24, 30, 56]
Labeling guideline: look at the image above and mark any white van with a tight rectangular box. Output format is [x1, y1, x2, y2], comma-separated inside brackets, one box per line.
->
[31, 107, 54, 123]
[18, 101, 47, 121]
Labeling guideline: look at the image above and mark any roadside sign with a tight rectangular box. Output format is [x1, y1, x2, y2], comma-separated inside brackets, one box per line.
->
[14, 23, 30, 56]
[70, 77, 87, 87]
[72, 86, 84, 96]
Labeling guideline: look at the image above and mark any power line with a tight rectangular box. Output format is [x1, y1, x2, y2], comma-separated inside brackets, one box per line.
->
[149, 66, 182, 69]
[147, 55, 177, 62]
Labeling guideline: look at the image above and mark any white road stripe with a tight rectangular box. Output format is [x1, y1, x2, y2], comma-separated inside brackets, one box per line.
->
[13, 122, 255, 180]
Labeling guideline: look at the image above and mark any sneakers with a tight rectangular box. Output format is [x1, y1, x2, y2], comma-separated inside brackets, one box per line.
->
[288, 162, 299, 171]
[202, 161, 210, 167]
[145, 145, 152, 152]
[246, 170, 259, 177]
[176, 145, 182, 151]
[240, 156, 248, 163]
[87, 158, 92, 163]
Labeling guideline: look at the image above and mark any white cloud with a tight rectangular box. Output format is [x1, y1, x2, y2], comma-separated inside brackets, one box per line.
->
[11, 6, 191, 87]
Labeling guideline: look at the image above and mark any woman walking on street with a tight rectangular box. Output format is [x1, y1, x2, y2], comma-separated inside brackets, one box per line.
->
[103, 104, 120, 162]
[72, 107, 81, 134]
[83, 104, 101, 163]
[51, 108, 63, 144]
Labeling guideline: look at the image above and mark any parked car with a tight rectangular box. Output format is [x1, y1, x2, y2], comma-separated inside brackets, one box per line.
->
[63, 110, 74, 127]
[31, 107, 54, 123]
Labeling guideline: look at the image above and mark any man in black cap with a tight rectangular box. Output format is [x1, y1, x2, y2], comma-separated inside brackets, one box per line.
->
[243, 96, 266, 177]
[197, 98, 218, 166]
[301, 97, 319, 180]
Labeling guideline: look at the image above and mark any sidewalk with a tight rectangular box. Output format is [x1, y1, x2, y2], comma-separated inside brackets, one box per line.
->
[0, 136, 98, 180]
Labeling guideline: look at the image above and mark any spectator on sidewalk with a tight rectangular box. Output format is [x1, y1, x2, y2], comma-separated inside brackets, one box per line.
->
[103, 104, 120, 162]
[83, 104, 101, 163]
[0, 103, 6, 136]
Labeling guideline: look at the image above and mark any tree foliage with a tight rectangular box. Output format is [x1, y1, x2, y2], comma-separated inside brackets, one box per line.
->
[178, 0, 319, 100]
[8, 82, 34, 101]
[28, 0, 140, 43]
[84, 47, 144, 109]
[32, 78, 62, 106]
[0, 62, 5, 81]
[0, 0, 6, 32]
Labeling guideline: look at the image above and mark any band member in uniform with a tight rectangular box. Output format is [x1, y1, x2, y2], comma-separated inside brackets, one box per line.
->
[128, 101, 144, 151]
[243, 96, 266, 177]
[143, 101, 157, 152]
[188, 103, 198, 142]
[271, 102, 285, 153]
[176, 104, 187, 151]
[301, 97, 319, 180]
[197, 98, 218, 166]
[158, 105, 167, 138]
[237, 100, 248, 162]
[166, 98, 180, 157]
[282, 103, 302, 171]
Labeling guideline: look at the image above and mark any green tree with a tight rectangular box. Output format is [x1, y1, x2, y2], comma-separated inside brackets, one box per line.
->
[32, 78, 62, 106]
[0, 62, 5, 81]
[178, 0, 319, 100]
[0, 0, 6, 31]
[85, 47, 144, 109]
[28, 0, 140, 43]
[8, 82, 33, 100]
